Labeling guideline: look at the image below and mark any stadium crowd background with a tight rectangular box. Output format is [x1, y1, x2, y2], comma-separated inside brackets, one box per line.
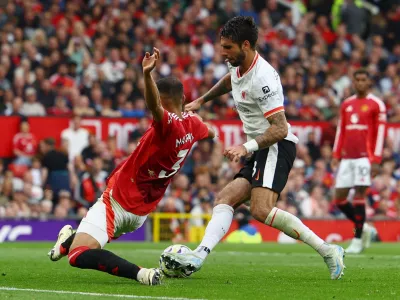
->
[0, 0, 399, 223]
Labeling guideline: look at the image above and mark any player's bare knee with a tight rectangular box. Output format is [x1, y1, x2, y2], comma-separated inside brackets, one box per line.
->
[354, 186, 368, 198]
[335, 188, 350, 201]
[214, 193, 233, 207]
[69, 233, 101, 253]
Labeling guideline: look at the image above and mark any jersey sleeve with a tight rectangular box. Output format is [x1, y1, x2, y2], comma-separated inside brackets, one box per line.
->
[333, 103, 345, 159]
[252, 69, 285, 119]
[368, 100, 386, 164]
[189, 115, 209, 141]
[152, 109, 170, 136]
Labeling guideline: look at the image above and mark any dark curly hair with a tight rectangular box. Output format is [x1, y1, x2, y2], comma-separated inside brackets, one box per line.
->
[220, 16, 258, 49]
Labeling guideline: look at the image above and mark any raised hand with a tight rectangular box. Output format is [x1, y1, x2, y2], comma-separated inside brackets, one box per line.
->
[142, 47, 160, 74]
[184, 98, 204, 112]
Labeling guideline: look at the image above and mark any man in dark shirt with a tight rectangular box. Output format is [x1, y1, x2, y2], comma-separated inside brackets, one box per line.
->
[41, 138, 69, 204]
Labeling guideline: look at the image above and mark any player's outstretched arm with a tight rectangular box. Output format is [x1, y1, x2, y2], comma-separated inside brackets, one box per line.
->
[254, 111, 288, 149]
[142, 47, 163, 122]
[185, 73, 232, 111]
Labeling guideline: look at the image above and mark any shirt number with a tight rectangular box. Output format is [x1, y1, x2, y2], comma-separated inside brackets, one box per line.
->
[159, 149, 189, 178]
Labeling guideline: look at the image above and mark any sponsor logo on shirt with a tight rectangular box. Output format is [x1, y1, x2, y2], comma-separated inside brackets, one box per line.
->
[176, 133, 194, 147]
[257, 90, 279, 103]
[350, 113, 359, 124]
[262, 86, 270, 94]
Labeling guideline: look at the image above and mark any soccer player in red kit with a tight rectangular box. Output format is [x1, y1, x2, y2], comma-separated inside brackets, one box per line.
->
[47, 48, 215, 285]
[333, 69, 386, 254]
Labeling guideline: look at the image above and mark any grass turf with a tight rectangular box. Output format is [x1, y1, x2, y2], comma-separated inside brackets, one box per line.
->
[0, 242, 399, 300]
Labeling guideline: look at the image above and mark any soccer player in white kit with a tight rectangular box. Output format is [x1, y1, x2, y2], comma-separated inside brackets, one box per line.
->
[162, 16, 345, 280]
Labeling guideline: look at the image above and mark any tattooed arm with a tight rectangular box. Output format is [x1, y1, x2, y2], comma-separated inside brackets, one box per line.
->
[185, 73, 231, 111]
[224, 112, 288, 162]
[202, 73, 232, 103]
[254, 112, 288, 149]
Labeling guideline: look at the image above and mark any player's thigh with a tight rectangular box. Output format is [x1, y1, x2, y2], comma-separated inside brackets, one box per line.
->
[250, 187, 279, 222]
[70, 232, 101, 251]
[335, 159, 355, 188]
[74, 197, 111, 250]
[250, 140, 296, 221]
[354, 157, 371, 187]
[215, 177, 251, 209]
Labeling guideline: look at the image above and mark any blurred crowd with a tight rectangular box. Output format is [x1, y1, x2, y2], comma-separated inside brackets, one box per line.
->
[0, 0, 399, 221]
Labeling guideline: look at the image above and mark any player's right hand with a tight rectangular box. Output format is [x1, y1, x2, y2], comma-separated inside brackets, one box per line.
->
[142, 47, 160, 74]
[371, 163, 380, 178]
[184, 98, 203, 112]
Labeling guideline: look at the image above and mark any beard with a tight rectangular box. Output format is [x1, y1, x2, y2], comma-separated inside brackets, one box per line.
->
[229, 50, 246, 67]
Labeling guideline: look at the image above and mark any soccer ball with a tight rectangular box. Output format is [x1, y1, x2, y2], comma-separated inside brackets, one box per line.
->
[159, 244, 193, 278]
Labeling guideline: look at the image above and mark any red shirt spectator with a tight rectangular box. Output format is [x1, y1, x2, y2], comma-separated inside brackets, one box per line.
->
[47, 96, 73, 116]
[13, 121, 38, 159]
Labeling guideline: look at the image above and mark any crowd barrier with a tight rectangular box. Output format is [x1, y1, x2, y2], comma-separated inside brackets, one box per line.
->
[1, 116, 400, 157]
[1, 216, 399, 242]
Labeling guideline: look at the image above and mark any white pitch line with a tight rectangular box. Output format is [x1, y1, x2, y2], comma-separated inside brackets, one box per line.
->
[0, 287, 207, 300]
[129, 249, 400, 259]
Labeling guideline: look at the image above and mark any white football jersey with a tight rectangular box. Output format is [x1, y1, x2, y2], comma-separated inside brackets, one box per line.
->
[228, 52, 298, 144]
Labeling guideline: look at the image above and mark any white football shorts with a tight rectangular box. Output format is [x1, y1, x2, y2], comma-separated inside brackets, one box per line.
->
[76, 189, 147, 248]
[335, 157, 371, 189]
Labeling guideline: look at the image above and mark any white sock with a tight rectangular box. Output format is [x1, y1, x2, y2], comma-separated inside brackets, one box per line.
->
[194, 204, 234, 259]
[265, 207, 330, 257]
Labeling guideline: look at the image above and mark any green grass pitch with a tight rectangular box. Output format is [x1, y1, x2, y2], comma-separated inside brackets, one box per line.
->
[0, 242, 399, 300]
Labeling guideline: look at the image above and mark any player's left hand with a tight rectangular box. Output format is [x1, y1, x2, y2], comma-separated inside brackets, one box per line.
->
[142, 47, 160, 74]
[224, 145, 247, 162]
[371, 163, 380, 178]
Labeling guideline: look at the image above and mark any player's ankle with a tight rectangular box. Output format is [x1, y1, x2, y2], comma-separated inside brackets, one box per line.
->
[317, 243, 331, 257]
[195, 246, 210, 260]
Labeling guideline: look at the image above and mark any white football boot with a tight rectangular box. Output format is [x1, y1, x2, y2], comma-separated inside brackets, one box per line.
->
[323, 244, 346, 280]
[137, 268, 163, 285]
[48, 225, 74, 261]
[345, 237, 363, 254]
[362, 223, 377, 249]
[161, 250, 204, 274]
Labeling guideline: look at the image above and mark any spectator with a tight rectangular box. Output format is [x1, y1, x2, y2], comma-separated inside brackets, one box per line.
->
[81, 134, 98, 165]
[61, 115, 89, 162]
[21, 88, 46, 116]
[78, 157, 108, 208]
[100, 48, 126, 84]
[12, 120, 38, 166]
[47, 96, 72, 116]
[73, 95, 96, 117]
[41, 137, 69, 203]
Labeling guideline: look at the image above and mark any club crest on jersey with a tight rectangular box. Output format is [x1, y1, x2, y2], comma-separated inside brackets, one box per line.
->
[350, 113, 359, 124]
[361, 105, 369, 112]
[241, 91, 246, 99]
[176, 133, 194, 147]
[148, 169, 155, 177]
[262, 86, 270, 94]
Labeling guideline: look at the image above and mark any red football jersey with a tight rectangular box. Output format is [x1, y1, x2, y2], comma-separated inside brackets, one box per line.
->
[107, 110, 209, 216]
[333, 93, 386, 163]
[13, 133, 38, 156]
